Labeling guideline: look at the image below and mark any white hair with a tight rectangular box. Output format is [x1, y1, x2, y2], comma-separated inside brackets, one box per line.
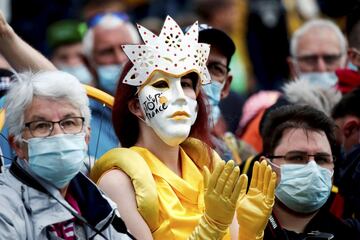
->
[282, 78, 341, 116]
[290, 19, 347, 57]
[82, 14, 140, 59]
[5, 70, 91, 143]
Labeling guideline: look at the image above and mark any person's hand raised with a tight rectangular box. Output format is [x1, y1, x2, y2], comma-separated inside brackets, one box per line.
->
[0, 10, 13, 39]
[204, 160, 248, 228]
[237, 159, 277, 240]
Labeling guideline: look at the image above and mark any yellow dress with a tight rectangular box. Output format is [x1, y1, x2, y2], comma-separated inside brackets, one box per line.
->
[90, 138, 231, 240]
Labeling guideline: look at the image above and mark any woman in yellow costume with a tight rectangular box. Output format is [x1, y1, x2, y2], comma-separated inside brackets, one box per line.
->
[90, 16, 276, 240]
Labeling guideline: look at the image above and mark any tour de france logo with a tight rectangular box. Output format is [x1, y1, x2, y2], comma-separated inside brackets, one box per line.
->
[142, 93, 168, 119]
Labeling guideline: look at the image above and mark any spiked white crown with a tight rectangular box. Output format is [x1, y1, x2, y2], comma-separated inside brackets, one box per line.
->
[121, 16, 211, 86]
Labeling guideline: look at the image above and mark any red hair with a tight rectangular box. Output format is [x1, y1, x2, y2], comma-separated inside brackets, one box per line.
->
[112, 61, 213, 148]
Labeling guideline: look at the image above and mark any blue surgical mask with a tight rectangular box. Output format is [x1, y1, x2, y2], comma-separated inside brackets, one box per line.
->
[202, 81, 225, 124]
[58, 64, 93, 85]
[97, 64, 123, 94]
[24, 133, 87, 189]
[347, 62, 359, 72]
[273, 160, 332, 213]
[299, 72, 338, 88]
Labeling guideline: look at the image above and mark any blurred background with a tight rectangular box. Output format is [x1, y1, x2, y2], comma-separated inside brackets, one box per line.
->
[1, 0, 359, 134]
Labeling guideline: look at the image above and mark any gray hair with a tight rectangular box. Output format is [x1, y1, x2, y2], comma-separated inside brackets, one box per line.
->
[82, 14, 140, 59]
[290, 19, 347, 57]
[5, 70, 91, 143]
[282, 78, 341, 116]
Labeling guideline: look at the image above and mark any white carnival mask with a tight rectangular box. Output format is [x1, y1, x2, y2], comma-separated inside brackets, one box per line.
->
[138, 71, 198, 146]
[121, 16, 211, 87]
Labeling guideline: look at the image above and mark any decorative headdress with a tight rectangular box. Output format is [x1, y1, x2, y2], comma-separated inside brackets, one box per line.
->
[121, 16, 211, 86]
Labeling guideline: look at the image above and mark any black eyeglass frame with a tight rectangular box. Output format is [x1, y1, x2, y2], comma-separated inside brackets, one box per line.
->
[266, 151, 336, 165]
[24, 116, 85, 137]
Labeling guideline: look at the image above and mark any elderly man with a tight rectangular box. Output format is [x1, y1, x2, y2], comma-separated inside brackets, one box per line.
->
[240, 19, 347, 153]
[260, 104, 358, 239]
[288, 19, 347, 86]
[0, 70, 132, 239]
[82, 12, 139, 94]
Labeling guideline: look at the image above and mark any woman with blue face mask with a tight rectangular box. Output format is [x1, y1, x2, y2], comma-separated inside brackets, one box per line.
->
[0, 71, 132, 239]
[90, 16, 277, 240]
[260, 104, 358, 240]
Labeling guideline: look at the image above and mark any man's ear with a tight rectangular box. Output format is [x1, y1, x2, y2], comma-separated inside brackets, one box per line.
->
[128, 98, 145, 120]
[287, 56, 297, 80]
[343, 118, 359, 138]
[85, 127, 91, 144]
[9, 135, 26, 160]
[220, 74, 232, 99]
[347, 48, 360, 69]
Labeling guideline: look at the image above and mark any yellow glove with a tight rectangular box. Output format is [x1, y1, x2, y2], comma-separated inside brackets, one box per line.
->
[189, 160, 248, 240]
[237, 160, 277, 240]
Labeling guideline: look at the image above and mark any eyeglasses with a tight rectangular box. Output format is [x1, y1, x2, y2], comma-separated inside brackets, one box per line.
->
[296, 54, 343, 66]
[24, 117, 85, 137]
[267, 151, 335, 165]
[207, 62, 229, 80]
[87, 12, 129, 28]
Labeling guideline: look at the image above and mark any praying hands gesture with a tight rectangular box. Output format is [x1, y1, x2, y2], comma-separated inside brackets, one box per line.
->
[189, 160, 248, 239]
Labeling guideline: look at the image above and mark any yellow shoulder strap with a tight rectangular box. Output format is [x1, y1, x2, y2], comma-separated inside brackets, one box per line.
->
[90, 148, 159, 231]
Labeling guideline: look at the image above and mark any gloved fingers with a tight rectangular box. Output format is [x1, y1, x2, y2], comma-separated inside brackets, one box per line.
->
[207, 161, 225, 192]
[231, 174, 248, 203]
[262, 164, 272, 194]
[215, 160, 234, 194]
[222, 165, 240, 198]
[266, 172, 277, 202]
[257, 160, 267, 190]
[203, 166, 211, 192]
[249, 161, 259, 189]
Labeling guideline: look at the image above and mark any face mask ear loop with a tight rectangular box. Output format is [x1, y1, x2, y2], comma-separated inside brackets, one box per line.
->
[266, 158, 281, 170]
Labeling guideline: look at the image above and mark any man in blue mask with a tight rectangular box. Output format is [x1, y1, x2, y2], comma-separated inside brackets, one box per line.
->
[47, 20, 94, 86]
[0, 71, 133, 239]
[198, 24, 255, 162]
[288, 19, 347, 88]
[82, 12, 140, 95]
[260, 104, 358, 239]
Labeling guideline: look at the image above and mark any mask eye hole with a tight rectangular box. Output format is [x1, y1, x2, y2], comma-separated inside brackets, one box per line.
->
[151, 80, 169, 89]
[181, 72, 199, 91]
